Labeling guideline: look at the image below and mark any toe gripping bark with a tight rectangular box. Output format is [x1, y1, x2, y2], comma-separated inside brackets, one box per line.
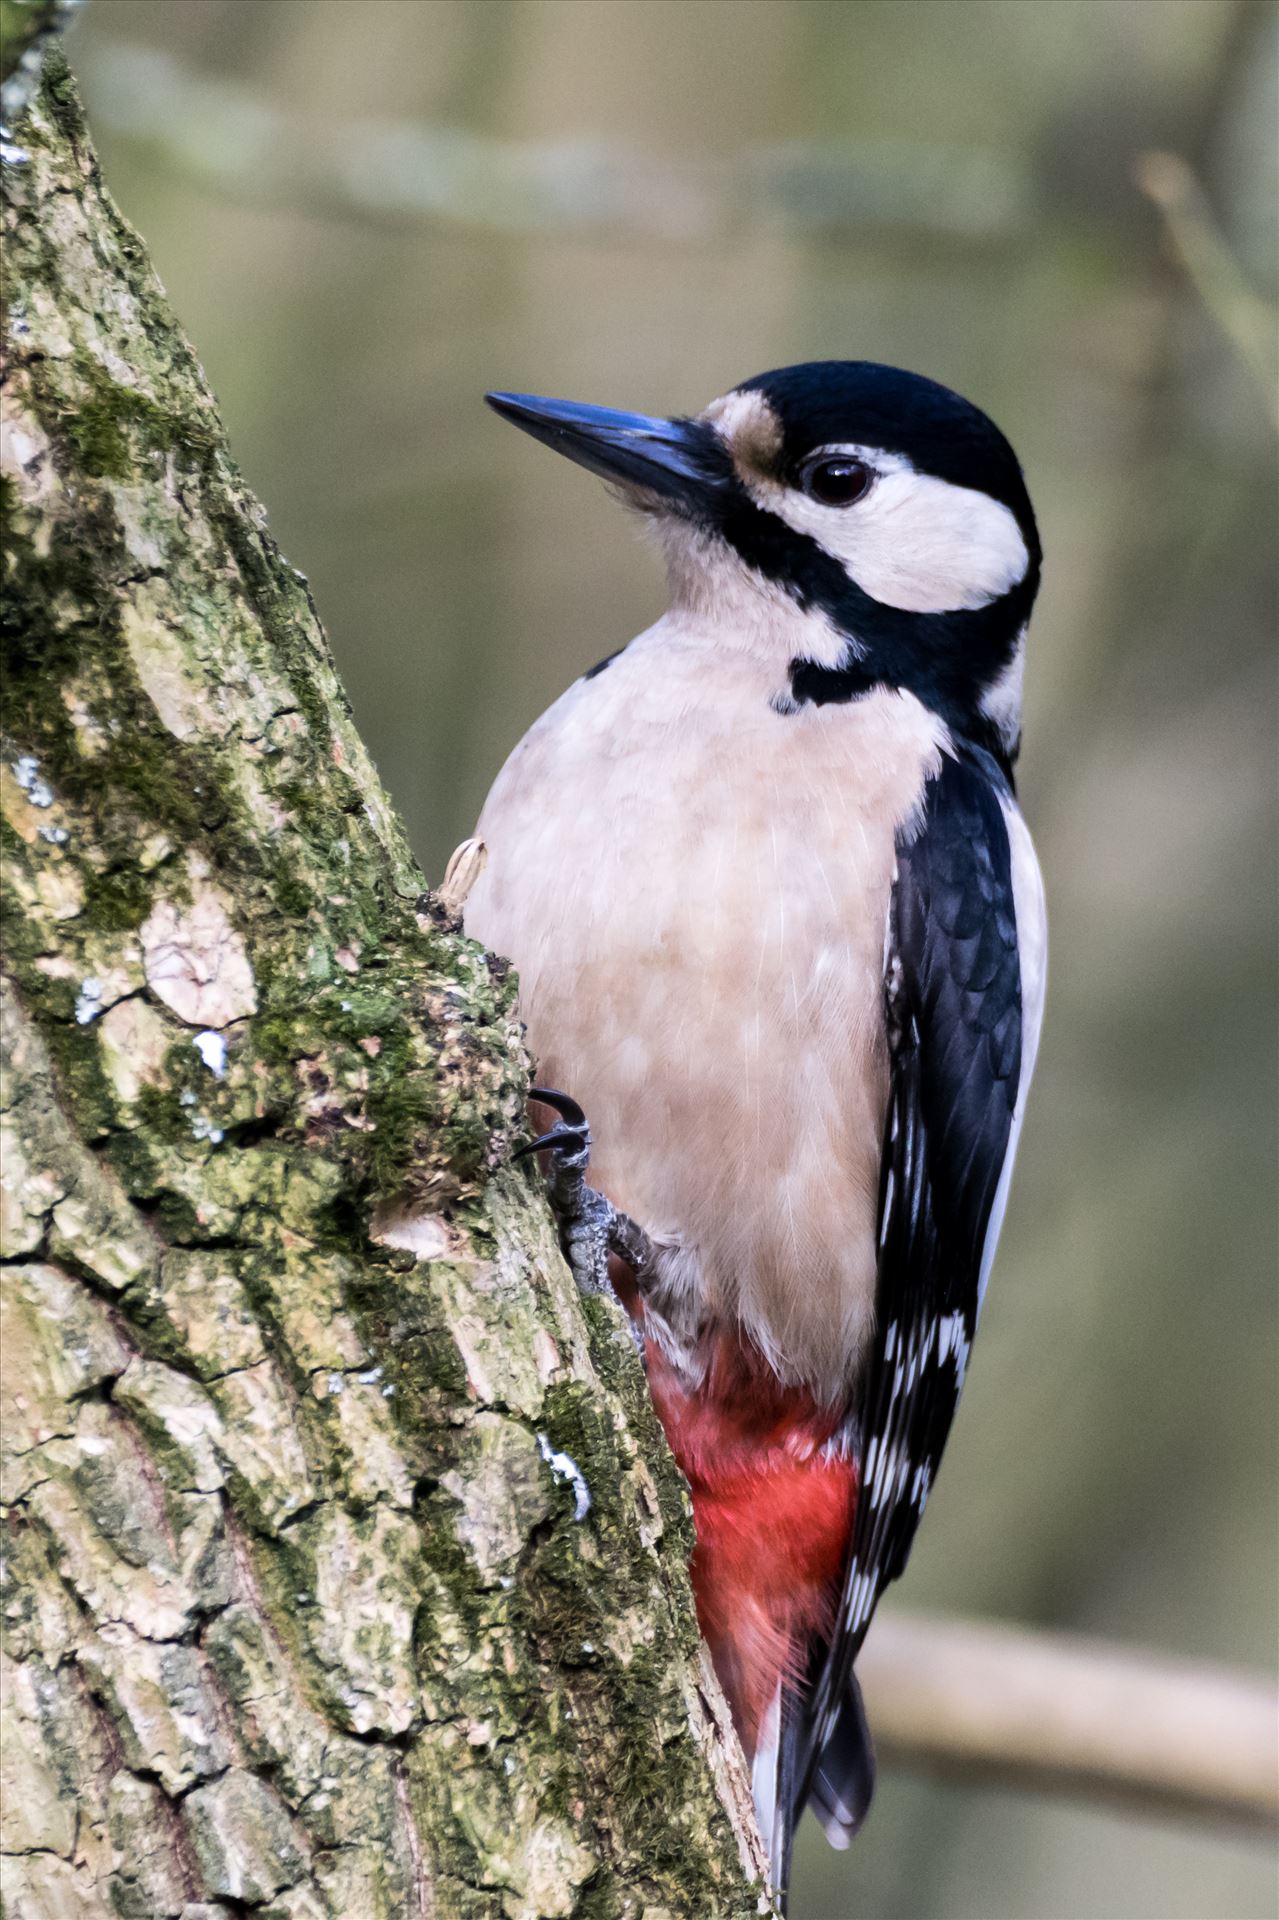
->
[515, 1087, 659, 1305]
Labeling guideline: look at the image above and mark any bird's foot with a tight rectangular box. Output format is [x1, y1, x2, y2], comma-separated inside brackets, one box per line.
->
[515, 1087, 658, 1328]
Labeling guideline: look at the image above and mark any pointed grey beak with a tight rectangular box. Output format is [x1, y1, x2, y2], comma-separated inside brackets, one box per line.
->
[485, 391, 730, 510]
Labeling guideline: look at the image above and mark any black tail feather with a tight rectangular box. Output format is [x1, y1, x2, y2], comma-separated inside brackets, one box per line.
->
[766, 1675, 876, 1912]
[769, 1683, 803, 1913]
[807, 1674, 877, 1851]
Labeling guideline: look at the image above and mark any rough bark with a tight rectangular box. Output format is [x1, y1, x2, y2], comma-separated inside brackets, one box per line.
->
[0, 52, 766, 1920]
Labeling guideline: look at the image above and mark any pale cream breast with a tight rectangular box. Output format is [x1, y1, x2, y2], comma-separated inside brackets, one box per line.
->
[463, 615, 946, 1403]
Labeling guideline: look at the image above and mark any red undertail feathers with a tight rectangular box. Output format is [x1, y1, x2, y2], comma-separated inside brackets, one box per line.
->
[644, 1332, 857, 1756]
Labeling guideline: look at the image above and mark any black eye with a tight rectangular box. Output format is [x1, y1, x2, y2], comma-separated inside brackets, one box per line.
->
[800, 456, 872, 507]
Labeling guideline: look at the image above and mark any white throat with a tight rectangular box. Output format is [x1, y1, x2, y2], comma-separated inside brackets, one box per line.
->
[652, 517, 852, 673]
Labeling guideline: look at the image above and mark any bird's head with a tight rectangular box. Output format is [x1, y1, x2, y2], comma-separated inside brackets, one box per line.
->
[486, 362, 1040, 768]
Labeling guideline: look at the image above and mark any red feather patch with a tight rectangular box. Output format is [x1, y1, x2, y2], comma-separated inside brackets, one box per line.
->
[645, 1333, 857, 1752]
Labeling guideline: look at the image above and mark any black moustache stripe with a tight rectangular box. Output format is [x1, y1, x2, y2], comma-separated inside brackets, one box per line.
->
[708, 484, 1040, 777]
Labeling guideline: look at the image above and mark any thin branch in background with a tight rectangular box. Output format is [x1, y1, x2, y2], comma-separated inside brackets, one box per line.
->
[1135, 148, 1279, 429]
[860, 1611, 1279, 1834]
[74, 38, 1030, 247]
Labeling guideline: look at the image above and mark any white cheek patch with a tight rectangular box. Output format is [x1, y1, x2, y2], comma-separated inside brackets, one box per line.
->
[756, 448, 1029, 615]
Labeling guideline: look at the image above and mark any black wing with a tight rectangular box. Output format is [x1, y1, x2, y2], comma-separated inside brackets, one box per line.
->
[796, 743, 1026, 1853]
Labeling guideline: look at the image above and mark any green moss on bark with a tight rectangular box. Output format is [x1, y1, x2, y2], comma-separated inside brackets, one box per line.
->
[1, 50, 766, 1920]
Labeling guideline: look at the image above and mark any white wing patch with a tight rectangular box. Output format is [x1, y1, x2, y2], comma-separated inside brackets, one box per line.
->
[977, 798, 1047, 1313]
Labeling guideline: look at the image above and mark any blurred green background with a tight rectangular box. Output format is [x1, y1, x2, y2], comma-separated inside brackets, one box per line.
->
[71, 3, 1277, 1915]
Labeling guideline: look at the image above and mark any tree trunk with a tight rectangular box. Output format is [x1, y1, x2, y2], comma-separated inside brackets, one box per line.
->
[0, 46, 765, 1920]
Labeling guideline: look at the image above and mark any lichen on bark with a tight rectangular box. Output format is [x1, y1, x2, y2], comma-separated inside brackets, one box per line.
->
[0, 52, 766, 1920]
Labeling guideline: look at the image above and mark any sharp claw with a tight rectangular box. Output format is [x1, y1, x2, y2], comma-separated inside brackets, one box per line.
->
[516, 1084, 658, 1323]
[513, 1120, 589, 1164]
[517, 1085, 592, 1175]
[528, 1085, 589, 1130]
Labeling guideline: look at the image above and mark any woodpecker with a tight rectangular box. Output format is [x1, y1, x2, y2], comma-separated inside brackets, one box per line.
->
[460, 362, 1046, 1901]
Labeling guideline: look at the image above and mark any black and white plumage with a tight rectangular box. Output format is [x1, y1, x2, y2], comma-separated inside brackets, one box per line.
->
[799, 740, 1046, 1853]
[462, 361, 1047, 1906]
